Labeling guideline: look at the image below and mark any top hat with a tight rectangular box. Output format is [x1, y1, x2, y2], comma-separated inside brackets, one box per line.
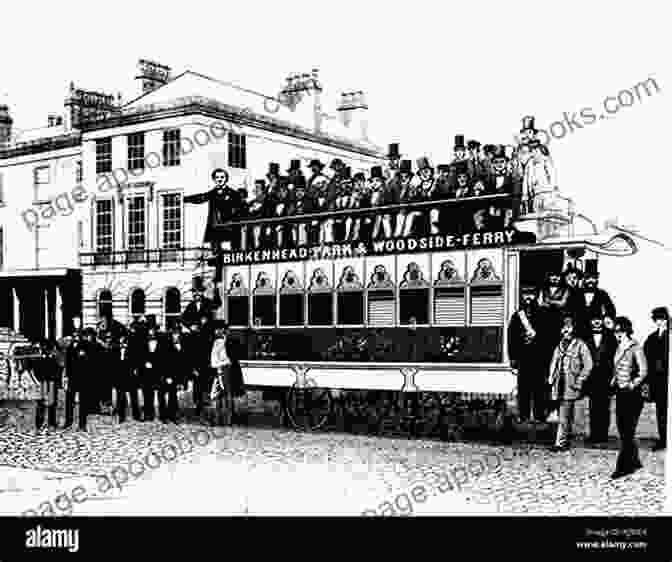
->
[370, 166, 384, 179]
[437, 164, 451, 173]
[467, 140, 481, 150]
[330, 158, 345, 170]
[342, 167, 352, 181]
[387, 143, 401, 159]
[652, 306, 669, 320]
[483, 144, 497, 155]
[520, 115, 538, 133]
[416, 156, 431, 170]
[192, 276, 206, 293]
[287, 159, 302, 172]
[454, 135, 466, 150]
[492, 145, 508, 160]
[308, 159, 324, 170]
[267, 162, 280, 177]
[584, 259, 599, 277]
[399, 160, 413, 174]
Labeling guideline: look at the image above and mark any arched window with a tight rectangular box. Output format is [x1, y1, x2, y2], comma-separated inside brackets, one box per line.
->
[130, 288, 146, 319]
[98, 289, 113, 319]
[164, 287, 181, 329]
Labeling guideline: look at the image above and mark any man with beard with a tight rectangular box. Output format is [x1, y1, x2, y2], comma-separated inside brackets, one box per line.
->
[385, 143, 403, 204]
[370, 166, 394, 239]
[291, 176, 315, 246]
[181, 276, 221, 327]
[184, 168, 245, 252]
[643, 306, 669, 450]
[584, 315, 617, 443]
[486, 145, 517, 195]
[468, 140, 489, 184]
[578, 260, 616, 332]
[508, 286, 546, 423]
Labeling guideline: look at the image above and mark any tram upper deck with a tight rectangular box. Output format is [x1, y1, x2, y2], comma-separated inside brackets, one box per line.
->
[208, 192, 632, 394]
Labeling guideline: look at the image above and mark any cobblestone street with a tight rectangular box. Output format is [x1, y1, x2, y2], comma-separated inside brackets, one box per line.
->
[0, 410, 666, 516]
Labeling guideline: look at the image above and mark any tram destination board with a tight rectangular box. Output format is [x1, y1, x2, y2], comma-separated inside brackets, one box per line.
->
[217, 195, 536, 265]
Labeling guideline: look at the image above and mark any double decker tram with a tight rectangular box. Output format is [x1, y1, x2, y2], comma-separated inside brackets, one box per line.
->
[210, 189, 638, 435]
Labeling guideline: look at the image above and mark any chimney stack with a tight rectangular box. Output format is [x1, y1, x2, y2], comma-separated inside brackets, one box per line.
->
[336, 91, 369, 141]
[135, 59, 171, 95]
[0, 104, 12, 148]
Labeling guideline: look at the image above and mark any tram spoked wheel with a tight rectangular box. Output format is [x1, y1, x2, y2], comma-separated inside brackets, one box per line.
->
[286, 379, 332, 431]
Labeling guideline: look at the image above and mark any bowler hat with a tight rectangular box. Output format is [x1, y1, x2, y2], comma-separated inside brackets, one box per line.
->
[467, 140, 481, 150]
[309, 159, 324, 169]
[399, 160, 412, 174]
[330, 158, 345, 170]
[454, 135, 466, 150]
[652, 306, 669, 320]
[267, 162, 280, 176]
[483, 144, 497, 155]
[387, 143, 401, 159]
[370, 166, 384, 179]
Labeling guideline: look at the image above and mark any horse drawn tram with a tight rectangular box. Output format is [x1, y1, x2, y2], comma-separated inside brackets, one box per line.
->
[209, 189, 638, 436]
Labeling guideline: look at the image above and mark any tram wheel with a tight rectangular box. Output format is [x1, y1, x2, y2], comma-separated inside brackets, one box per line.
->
[285, 379, 332, 431]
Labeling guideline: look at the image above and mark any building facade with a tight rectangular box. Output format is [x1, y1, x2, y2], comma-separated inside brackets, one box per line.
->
[0, 60, 383, 338]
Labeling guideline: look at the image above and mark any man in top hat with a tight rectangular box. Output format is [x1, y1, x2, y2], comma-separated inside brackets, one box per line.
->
[643, 306, 669, 450]
[431, 164, 454, 200]
[519, 115, 539, 145]
[451, 160, 472, 198]
[181, 276, 222, 327]
[577, 260, 616, 332]
[468, 140, 489, 182]
[386, 143, 401, 170]
[369, 165, 395, 239]
[486, 145, 517, 195]
[307, 159, 328, 193]
[287, 159, 306, 185]
[184, 168, 245, 252]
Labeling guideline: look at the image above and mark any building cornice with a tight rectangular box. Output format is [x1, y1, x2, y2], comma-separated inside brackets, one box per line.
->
[0, 133, 82, 161]
[80, 96, 382, 158]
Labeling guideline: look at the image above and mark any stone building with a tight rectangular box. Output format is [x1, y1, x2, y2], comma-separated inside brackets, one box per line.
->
[0, 59, 383, 338]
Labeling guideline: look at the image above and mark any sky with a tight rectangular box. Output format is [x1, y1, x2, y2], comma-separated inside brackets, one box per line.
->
[2, 0, 670, 333]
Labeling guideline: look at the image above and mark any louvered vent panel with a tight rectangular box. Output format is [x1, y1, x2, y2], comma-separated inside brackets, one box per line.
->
[433, 288, 466, 326]
[471, 286, 504, 326]
[368, 292, 395, 326]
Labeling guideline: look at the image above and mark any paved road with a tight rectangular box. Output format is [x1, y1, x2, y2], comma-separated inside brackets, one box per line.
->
[0, 415, 665, 516]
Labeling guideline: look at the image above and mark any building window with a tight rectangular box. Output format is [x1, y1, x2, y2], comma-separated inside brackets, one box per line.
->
[160, 193, 181, 261]
[98, 289, 113, 319]
[33, 166, 50, 202]
[130, 288, 146, 318]
[162, 129, 181, 166]
[127, 195, 145, 262]
[228, 133, 246, 169]
[96, 138, 112, 174]
[95, 199, 114, 254]
[164, 287, 181, 329]
[76, 160, 83, 183]
[127, 132, 145, 171]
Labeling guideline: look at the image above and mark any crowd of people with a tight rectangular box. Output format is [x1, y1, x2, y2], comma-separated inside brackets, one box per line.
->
[507, 261, 668, 478]
[185, 117, 557, 250]
[20, 279, 245, 432]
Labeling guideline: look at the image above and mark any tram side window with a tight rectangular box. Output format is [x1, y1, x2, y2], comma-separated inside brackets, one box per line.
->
[253, 294, 276, 326]
[308, 293, 333, 325]
[470, 285, 504, 326]
[337, 292, 364, 325]
[280, 293, 304, 326]
[227, 295, 249, 326]
[400, 288, 430, 325]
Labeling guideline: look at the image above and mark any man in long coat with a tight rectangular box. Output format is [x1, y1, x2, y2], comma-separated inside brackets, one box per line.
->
[644, 306, 669, 450]
[184, 168, 245, 251]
